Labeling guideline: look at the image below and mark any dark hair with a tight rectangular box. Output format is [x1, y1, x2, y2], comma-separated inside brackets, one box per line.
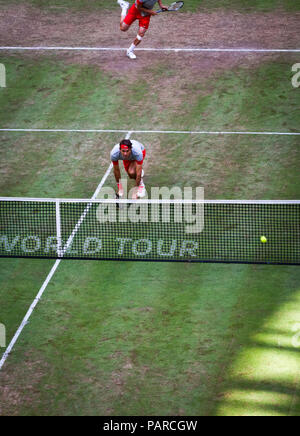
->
[119, 139, 132, 149]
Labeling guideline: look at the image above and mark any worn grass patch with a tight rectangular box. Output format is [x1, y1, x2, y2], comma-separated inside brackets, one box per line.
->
[1, 0, 299, 13]
[1, 57, 299, 199]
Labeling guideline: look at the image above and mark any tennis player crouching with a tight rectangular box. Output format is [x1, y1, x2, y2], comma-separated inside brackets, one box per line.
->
[111, 139, 146, 199]
[117, 0, 168, 59]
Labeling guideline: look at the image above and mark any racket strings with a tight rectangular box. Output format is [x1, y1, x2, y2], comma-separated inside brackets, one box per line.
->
[168, 1, 184, 11]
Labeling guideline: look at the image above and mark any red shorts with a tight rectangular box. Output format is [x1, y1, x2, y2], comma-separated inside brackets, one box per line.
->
[123, 4, 151, 29]
[123, 149, 146, 172]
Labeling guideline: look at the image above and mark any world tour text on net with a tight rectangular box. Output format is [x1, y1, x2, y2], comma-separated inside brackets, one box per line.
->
[0, 198, 299, 265]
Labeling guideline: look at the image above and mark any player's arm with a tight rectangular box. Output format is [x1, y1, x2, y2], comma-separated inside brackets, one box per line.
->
[113, 162, 125, 197]
[135, 162, 143, 186]
[157, 1, 168, 11]
[112, 161, 121, 183]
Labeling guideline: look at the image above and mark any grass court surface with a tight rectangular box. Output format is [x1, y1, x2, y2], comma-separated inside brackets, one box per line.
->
[0, 0, 299, 416]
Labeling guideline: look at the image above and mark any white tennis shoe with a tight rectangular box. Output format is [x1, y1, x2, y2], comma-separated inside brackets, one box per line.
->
[131, 180, 146, 199]
[127, 50, 137, 60]
[137, 186, 146, 198]
[117, 0, 129, 9]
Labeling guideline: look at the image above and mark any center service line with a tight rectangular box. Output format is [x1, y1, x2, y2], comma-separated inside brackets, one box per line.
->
[0, 131, 132, 371]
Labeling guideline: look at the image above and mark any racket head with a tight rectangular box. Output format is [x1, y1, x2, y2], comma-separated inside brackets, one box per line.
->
[168, 1, 184, 11]
[157, 1, 184, 13]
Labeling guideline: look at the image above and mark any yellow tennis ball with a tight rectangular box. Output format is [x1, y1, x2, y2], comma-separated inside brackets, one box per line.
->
[260, 236, 267, 243]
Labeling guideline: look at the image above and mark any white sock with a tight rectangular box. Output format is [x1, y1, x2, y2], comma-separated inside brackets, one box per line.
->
[121, 9, 127, 20]
[127, 43, 135, 53]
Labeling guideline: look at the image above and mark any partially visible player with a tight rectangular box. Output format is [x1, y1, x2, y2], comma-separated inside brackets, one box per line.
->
[117, 0, 167, 59]
[111, 139, 146, 199]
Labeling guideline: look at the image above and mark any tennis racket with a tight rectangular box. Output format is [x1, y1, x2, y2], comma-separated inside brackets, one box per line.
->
[115, 192, 126, 209]
[156, 1, 184, 13]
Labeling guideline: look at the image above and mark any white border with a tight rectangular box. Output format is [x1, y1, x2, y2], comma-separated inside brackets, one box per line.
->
[1, 197, 299, 204]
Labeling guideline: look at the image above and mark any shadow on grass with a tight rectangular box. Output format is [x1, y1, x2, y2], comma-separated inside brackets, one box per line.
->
[209, 267, 300, 416]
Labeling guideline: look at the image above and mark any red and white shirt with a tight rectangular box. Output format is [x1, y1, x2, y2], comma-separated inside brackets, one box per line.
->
[111, 140, 145, 165]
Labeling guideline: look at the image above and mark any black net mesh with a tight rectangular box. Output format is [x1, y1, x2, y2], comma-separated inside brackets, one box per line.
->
[0, 201, 56, 258]
[0, 199, 299, 264]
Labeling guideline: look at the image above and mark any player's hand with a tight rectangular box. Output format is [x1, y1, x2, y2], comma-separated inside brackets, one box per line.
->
[117, 182, 124, 197]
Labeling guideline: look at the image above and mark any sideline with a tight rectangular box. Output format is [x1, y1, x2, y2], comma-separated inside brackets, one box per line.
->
[0, 131, 132, 371]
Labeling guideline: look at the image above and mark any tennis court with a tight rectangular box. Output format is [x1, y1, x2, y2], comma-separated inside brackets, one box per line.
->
[0, 0, 299, 416]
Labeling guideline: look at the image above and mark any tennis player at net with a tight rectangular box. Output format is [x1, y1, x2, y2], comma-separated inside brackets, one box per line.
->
[117, 0, 167, 59]
[111, 139, 146, 199]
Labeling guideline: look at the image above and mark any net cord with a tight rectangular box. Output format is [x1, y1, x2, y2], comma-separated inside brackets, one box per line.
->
[1, 197, 299, 205]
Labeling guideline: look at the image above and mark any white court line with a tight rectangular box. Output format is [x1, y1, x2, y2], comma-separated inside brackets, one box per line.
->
[0, 130, 132, 371]
[0, 46, 299, 53]
[61, 163, 113, 256]
[0, 259, 61, 370]
[0, 128, 299, 135]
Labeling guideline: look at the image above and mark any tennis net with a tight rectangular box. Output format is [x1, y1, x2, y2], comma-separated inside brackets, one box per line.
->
[0, 197, 299, 265]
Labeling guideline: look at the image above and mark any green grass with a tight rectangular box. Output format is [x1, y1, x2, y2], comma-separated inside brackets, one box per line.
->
[0, 0, 117, 13]
[1, 260, 299, 415]
[1, 0, 299, 13]
[0, 52, 299, 415]
[190, 0, 300, 12]
[217, 284, 300, 416]
[1, 56, 299, 200]
[1, 57, 299, 133]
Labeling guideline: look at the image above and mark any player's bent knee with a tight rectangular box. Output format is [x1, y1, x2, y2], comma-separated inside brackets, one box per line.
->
[128, 169, 136, 178]
[139, 27, 147, 37]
